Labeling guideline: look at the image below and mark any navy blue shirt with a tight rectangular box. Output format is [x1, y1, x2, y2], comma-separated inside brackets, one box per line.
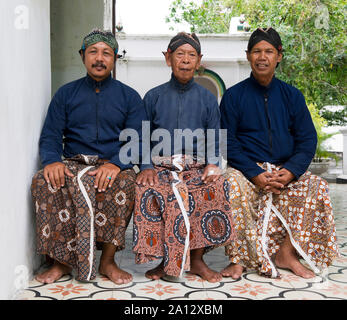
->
[39, 74, 146, 170]
[142, 74, 221, 169]
[220, 73, 317, 180]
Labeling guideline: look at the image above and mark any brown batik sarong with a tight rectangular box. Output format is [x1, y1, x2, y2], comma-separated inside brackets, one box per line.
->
[133, 155, 235, 277]
[31, 154, 136, 281]
[224, 163, 340, 278]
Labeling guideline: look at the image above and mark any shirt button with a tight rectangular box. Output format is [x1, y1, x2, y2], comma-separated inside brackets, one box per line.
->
[95, 88, 100, 93]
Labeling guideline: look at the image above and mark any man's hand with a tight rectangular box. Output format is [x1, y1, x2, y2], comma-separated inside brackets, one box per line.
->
[87, 162, 120, 192]
[136, 168, 159, 186]
[270, 168, 295, 186]
[43, 162, 74, 190]
[251, 171, 284, 195]
[201, 164, 221, 184]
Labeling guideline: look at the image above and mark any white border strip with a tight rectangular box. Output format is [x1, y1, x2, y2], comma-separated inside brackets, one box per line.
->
[171, 155, 190, 277]
[261, 162, 320, 277]
[261, 191, 279, 278]
[77, 165, 95, 281]
[271, 204, 320, 274]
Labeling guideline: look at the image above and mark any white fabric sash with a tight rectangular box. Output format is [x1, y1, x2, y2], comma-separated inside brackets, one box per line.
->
[77, 165, 95, 281]
[171, 155, 190, 277]
[261, 163, 320, 277]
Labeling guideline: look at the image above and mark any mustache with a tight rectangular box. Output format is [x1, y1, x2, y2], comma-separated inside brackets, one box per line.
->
[92, 62, 107, 69]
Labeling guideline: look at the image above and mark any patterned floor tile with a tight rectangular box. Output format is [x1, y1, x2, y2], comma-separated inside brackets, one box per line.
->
[47, 281, 95, 300]
[267, 289, 345, 300]
[25, 282, 75, 300]
[204, 289, 234, 300]
[243, 270, 298, 289]
[219, 279, 283, 300]
[15, 289, 56, 300]
[166, 289, 210, 300]
[111, 289, 151, 300]
[123, 280, 171, 300]
[67, 289, 114, 300]
[302, 278, 347, 298]
[326, 268, 347, 283]
[332, 255, 347, 268]
[139, 280, 190, 300]
[261, 289, 315, 300]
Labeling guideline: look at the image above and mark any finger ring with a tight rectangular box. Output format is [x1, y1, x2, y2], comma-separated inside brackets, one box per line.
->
[107, 176, 112, 180]
[207, 170, 215, 177]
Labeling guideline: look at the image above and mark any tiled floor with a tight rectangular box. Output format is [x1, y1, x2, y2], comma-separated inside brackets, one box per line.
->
[16, 183, 347, 300]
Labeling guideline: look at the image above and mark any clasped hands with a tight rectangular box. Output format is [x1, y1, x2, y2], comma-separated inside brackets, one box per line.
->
[136, 164, 221, 186]
[251, 168, 295, 194]
[43, 161, 120, 192]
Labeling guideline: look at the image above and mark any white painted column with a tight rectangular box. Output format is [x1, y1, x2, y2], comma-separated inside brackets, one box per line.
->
[340, 128, 347, 176]
[0, 0, 51, 299]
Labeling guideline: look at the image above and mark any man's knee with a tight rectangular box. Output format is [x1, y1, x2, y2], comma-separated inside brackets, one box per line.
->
[116, 169, 136, 185]
[308, 172, 329, 188]
[225, 169, 245, 190]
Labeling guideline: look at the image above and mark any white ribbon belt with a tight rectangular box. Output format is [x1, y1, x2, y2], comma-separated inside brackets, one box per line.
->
[261, 163, 320, 277]
[171, 155, 190, 277]
[77, 165, 95, 281]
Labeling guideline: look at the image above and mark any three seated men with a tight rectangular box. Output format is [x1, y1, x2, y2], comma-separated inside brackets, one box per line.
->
[31, 28, 339, 285]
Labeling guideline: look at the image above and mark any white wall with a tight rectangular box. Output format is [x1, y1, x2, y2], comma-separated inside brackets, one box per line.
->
[50, 0, 105, 95]
[0, 0, 51, 299]
[115, 33, 251, 98]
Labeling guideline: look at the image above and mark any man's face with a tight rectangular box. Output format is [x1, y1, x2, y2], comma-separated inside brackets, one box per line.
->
[165, 43, 202, 84]
[81, 41, 115, 81]
[246, 40, 282, 81]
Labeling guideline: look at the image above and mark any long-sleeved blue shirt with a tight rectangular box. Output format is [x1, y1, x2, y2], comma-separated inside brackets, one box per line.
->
[142, 74, 221, 169]
[39, 74, 146, 170]
[220, 73, 317, 180]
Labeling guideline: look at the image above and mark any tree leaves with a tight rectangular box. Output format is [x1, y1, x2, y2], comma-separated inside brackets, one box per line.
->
[166, 0, 346, 125]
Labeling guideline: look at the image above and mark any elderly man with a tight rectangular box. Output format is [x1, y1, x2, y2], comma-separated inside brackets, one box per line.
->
[133, 32, 235, 283]
[31, 29, 146, 284]
[220, 27, 339, 279]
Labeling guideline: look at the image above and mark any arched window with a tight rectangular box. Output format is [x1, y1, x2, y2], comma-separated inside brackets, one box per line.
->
[194, 68, 226, 102]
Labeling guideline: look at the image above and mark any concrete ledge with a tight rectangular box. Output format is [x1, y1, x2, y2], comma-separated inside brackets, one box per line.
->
[336, 175, 347, 184]
[116, 33, 251, 41]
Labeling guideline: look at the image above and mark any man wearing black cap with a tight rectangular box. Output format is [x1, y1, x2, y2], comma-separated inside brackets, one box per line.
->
[133, 32, 235, 283]
[31, 29, 146, 284]
[220, 27, 339, 279]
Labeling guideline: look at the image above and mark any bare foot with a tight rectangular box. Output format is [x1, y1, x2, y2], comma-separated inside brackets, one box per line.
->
[35, 261, 71, 284]
[99, 259, 133, 285]
[145, 261, 166, 280]
[274, 253, 315, 279]
[221, 263, 244, 279]
[189, 258, 222, 283]
[274, 235, 315, 279]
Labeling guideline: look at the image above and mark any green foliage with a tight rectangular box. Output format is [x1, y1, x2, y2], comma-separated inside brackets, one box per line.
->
[166, 0, 347, 125]
[244, 0, 347, 126]
[166, 0, 235, 33]
[308, 103, 339, 162]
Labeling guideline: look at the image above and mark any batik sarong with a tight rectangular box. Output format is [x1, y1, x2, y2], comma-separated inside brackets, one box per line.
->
[31, 154, 136, 281]
[224, 163, 339, 278]
[133, 155, 235, 277]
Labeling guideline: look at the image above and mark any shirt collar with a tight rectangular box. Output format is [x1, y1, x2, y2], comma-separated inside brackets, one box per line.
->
[250, 72, 276, 91]
[170, 73, 195, 92]
[85, 73, 112, 89]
